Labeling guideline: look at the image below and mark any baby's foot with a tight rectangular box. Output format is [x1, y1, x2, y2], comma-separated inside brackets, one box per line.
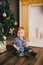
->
[24, 51, 37, 58]
[30, 51, 37, 57]
[20, 53, 24, 57]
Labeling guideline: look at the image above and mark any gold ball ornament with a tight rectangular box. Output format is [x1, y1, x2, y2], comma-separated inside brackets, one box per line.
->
[14, 21, 17, 25]
[2, 12, 7, 17]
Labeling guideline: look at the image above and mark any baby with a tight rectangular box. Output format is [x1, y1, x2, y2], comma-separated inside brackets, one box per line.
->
[13, 27, 36, 57]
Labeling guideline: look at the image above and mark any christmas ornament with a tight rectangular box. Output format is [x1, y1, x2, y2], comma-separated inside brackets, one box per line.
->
[2, 0, 6, 8]
[3, 36, 6, 40]
[14, 21, 17, 25]
[7, 16, 10, 20]
[2, 12, 6, 17]
[9, 28, 13, 34]
[9, 28, 14, 34]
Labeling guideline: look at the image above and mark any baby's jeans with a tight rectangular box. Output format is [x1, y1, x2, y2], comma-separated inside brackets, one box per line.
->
[15, 47, 32, 56]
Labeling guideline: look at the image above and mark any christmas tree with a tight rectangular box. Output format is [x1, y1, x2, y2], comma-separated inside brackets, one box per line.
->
[0, 0, 18, 42]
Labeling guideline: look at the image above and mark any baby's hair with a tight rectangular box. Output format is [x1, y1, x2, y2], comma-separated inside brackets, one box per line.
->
[17, 27, 25, 31]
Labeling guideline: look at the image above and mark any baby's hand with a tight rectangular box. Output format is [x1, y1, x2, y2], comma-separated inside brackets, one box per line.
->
[25, 42, 29, 47]
[17, 47, 20, 50]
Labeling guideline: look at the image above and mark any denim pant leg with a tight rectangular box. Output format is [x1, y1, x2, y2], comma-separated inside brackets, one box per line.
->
[24, 47, 32, 52]
[15, 50, 23, 56]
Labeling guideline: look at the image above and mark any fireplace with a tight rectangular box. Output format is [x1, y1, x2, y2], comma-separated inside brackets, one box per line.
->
[29, 4, 43, 40]
[28, 4, 43, 47]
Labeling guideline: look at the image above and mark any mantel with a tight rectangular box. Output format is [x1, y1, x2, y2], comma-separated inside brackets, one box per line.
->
[21, 0, 43, 5]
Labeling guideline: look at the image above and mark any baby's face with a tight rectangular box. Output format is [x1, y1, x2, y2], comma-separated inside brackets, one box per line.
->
[17, 29, 25, 38]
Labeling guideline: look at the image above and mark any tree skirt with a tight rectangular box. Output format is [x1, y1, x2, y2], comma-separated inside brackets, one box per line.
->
[0, 41, 6, 53]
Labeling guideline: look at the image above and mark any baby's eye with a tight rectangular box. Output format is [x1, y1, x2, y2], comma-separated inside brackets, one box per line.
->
[21, 32, 23, 34]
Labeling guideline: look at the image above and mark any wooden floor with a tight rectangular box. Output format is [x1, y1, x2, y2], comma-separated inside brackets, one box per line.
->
[0, 46, 43, 65]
